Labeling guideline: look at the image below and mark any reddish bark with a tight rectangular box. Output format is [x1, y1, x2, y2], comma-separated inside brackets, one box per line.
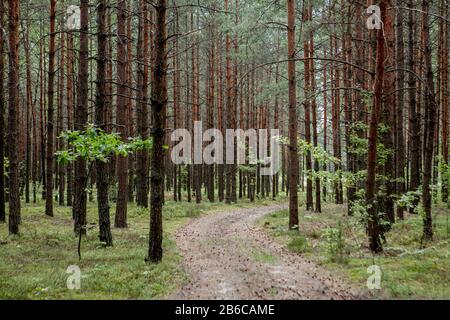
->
[287, 0, 299, 229]
[7, 0, 21, 234]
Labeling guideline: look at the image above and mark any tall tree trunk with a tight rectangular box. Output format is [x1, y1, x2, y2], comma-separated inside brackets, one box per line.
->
[380, 0, 396, 225]
[322, 48, 328, 201]
[66, 33, 74, 207]
[225, 0, 234, 204]
[95, 0, 113, 247]
[343, 5, 355, 215]
[207, 21, 215, 203]
[172, 10, 180, 202]
[73, 0, 89, 235]
[115, 0, 129, 228]
[0, 0, 5, 223]
[231, 0, 239, 202]
[303, 5, 313, 211]
[24, 11, 32, 205]
[421, 0, 436, 241]
[408, 0, 420, 203]
[440, 0, 449, 204]
[287, 0, 299, 229]
[217, 36, 225, 202]
[148, 0, 167, 263]
[57, 19, 65, 206]
[308, 7, 321, 213]
[191, 13, 201, 204]
[126, 3, 134, 203]
[45, 0, 57, 217]
[39, 21, 46, 202]
[136, 0, 150, 208]
[395, 0, 405, 219]
[7, 0, 21, 234]
[366, 0, 389, 254]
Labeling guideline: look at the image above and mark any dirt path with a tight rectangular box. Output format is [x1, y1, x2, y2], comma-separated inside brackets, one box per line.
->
[170, 204, 364, 300]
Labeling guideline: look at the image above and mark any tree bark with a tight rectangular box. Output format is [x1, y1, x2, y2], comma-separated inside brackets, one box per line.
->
[0, 0, 6, 223]
[73, 0, 89, 235]
[95, 0, 113, 247]
[7, 0, 21, 234]
[45, 0, 57, 217]
[366, 0, 389, 253]
[287, 0, 299, 229]
[147, 0, 167, 263]
[421, 0, 436, 241]
[115, 0, 129, 228]
[66, 32, 74, 207]
[136, 0, 150, 208]
[303, 5, 313, 211]
[395, 0, 405, 219]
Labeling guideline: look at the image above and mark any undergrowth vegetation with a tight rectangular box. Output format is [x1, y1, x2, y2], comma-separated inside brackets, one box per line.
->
[259, 201, 450, 299]
[0, 195, 285, 299]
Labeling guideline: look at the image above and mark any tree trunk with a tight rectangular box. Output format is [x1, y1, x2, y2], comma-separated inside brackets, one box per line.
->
[308, 8, 321, 213]
[287, 0, 299, 230]
[7, 0, 21, 234]
[45, 0, 57, 217]
[0, 0, 5, 223]
[136, 0, 150, 208]
[147, 0, 167, 263]
[217, 36, 224, 202]
[115, 0, 129, 228]
[303, 5, 313, 211]
[366, 0, 389, 254]
[73, 0, 89, 235]
[95, 0, 113, 247]
[395, 0, 405, 219]
[408, 0, 420, 203]
[380, 0, 396, 225]
[421, 0, 436, 241]
[225, 0, 234, 204]
[24, 12, 32, 205]
[66, 33, 74, 207]
[57, 22, 65, 206]
[440, 0, 449, 203]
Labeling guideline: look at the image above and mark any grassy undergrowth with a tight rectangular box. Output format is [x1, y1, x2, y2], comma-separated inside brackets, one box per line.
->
[0, 193, 285, 300]
[258, 201, 450, 299]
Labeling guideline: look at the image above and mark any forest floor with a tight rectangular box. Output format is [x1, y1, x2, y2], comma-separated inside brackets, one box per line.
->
[0, 194, 285, 299]
[258, 201, 450, 299]
[171, 204, 364, 299]
[1, 195, 448, 299]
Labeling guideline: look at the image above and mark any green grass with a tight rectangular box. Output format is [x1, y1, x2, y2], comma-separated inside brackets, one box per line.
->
[258, 201, 450, 299]
[0, 192, 286, 300]
[250, 247, 278, 264]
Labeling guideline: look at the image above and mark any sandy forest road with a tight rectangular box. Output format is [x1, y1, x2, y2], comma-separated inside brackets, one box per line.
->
[170, 204, 364, 300]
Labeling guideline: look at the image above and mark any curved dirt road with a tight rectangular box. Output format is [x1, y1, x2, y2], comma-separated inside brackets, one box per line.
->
[171, 205, 363, 300]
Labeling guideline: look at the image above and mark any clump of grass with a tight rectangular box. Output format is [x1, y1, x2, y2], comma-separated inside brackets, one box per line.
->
[251, 248, 277, 264]
[185, 205, 202, 217]
[287, 232, 308, 254]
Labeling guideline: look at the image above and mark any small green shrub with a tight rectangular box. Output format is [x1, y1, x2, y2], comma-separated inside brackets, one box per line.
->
[185, 206, 202, 217]
[287, 232, 308, 254]
[322, 222, 348, 263]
